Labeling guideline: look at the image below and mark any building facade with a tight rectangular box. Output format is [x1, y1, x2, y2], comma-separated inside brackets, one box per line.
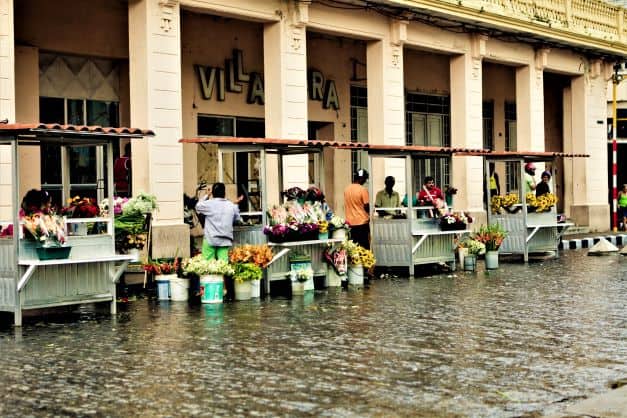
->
[1, 0, 626, 256]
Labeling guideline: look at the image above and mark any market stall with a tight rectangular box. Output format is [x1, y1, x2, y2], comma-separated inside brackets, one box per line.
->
[367, 145, 482, 275]
[484, 152, 585, 262]
[0, 123, 154, 326]
[179, 137, 365, 293]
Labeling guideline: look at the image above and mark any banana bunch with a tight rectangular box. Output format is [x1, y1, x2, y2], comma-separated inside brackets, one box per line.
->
[526, 193, 558, 212]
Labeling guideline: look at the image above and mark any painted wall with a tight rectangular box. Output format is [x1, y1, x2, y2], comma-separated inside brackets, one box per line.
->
[483, 62, 516, 152]
[404, 50, 450, 94]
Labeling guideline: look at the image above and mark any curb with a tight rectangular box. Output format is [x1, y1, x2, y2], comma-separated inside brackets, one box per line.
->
[559, 234, 627, 250]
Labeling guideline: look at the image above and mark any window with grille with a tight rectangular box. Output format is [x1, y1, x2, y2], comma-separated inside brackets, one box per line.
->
[483, 100, 494, 150]
[350, 85, 368, 177]
[504, 101, 518, 192]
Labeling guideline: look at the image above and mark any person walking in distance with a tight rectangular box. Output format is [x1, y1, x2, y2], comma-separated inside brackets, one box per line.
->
[195, 182, 242, 262]
[618, 184, 627, 231]
[344, 169, 370, 250]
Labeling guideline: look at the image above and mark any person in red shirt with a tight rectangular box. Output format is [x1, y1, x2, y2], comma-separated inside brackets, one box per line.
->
[114, 143, 131, 197]
[417, 176, 447, 217]
[344, 169, 370, 250]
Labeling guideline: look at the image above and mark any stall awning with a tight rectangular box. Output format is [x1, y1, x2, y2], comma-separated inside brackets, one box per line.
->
[0, 123, 155, 144]
[482, 150, 590, 161]
[179, 137, 488, 156]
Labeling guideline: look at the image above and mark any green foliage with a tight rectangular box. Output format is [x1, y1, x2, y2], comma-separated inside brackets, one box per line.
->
[233, 262, 263, 283]
[183, 255, 234, 276]
[122, 192, 158, 216]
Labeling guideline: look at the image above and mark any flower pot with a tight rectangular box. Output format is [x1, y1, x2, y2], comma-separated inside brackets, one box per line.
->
[457, 247, 468, 271]
[170, 277, 190, 301]
[250, 279, 261, 298]
[155, 273, 176, 300]
[318, 231, 329, 240]
[303, 277, 314, 292]
[332, 229, 346, 240]
[348, 264, 364, 288]
[326, 269, 343, 287]
[200, 274, 224, 304]
[234, 281, 252, 301]
[463, 254, 477, 272]
[485, 250, 499, 270]
[35, 245, 72, 260]
[291, 281, 305, 295]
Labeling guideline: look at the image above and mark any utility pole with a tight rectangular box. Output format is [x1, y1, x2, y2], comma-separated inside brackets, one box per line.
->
[611, 63, 624, 232]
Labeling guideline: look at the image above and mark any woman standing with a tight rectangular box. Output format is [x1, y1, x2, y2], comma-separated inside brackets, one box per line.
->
[618, 184, 627, 231]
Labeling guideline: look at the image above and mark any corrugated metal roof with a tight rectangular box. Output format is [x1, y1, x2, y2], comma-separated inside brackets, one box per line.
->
[0, 123, 155, 137]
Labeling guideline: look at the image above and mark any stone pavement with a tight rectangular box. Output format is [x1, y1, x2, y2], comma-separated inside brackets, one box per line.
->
[545, 385, 627, 417]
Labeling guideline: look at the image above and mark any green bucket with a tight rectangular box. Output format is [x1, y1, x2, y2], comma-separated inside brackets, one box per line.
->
[200, 274, 224, 304]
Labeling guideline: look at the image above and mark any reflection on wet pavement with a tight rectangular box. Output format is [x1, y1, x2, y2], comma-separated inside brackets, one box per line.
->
[1, 251, 626, 417]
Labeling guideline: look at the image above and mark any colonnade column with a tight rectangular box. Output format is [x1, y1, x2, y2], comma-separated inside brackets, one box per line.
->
[450, 34, 484, 215]
[0, 0, 15, 219]
[515, 48, 548, 152]
[128, 0, 188, 257]
[366, 20, 407, 194]
[263, 1, 309, 200]
[567, 60, 610, 231]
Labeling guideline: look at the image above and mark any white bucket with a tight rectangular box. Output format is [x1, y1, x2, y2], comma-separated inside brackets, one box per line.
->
[348, 264, 364, 287]
[250, 279, 261, 298]
[332, 229, 347, 240]
[170, 277, 189, 301]
[291, 281, 305, 295]
[234, 281, 252, 301]
[155, 274, 175, 300]
[303, 277, 314, 292]
[326, 269, 343, 287]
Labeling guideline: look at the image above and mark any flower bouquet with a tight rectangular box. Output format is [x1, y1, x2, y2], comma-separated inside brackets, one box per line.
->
[61, 196, 100, 218]
[99, 196, 129, 217]
[183, 255, 234, 277]
[323, 245, 347, 275]
[23, 213, 67, 247]
[143, 257, 180, 276]
[474, 223, 507, 251]
[232, 262, 263, 283]
[491, 193, 520, 214]
[439, 212, 472, 231]
[342, 240, 376, 269]
[229, 244, 273, 268]
[525, 193, 557, 213]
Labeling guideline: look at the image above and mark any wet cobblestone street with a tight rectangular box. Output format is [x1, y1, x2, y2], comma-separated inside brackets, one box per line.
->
[1, 250, 626, 417]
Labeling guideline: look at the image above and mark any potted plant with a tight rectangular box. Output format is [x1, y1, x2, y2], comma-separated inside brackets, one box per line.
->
[229, 244, 273, 298]
[342, 240, 376, 287]
[143, 257, 180, 300]
[439, 211, 472, 231]
[463, 239, 485, 272]
[22, 212, 71, 260]
[183, 255, 234, 304]
[232, 262, 263, 301]
[329, 215, 349, 239]
[291, 267, 314, 295]
[323, 244, 347, 287]
[474, 223, 507, 269]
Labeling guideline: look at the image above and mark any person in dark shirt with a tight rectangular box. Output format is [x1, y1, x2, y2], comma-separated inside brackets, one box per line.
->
[536, 171, 551, 197]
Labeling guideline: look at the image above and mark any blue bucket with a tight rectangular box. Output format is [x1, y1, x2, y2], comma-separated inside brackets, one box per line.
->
[156, 279, 170, 300]
[200, 275, 224, 304]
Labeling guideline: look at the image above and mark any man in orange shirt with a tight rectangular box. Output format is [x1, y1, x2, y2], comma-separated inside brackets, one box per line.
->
[344, 168, 370, 250]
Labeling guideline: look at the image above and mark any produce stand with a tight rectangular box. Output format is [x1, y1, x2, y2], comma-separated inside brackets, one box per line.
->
[367, 146, 481, 275]
[0, 123, 153, 326]
[179, 137, 370, 294]
[484, 152, 585, 262]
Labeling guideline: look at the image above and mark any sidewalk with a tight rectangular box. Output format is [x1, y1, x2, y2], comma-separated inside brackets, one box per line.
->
[559, 231, 627, 250]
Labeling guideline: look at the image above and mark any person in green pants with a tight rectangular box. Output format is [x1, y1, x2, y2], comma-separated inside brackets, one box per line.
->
[195, 182, 242, 261]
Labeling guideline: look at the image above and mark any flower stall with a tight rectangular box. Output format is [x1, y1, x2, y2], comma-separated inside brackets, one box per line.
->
[366, 146, 480, 274]
[0, 123, 153, 326]
[179, 137, 364, 294]
[484, 152, 583, 262]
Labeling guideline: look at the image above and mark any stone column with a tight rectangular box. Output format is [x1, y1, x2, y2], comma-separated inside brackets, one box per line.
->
[366, 20, 407, 194]
[450, 34, 484, 217]
[515, 48, 548, 151]
[0, 0, 15, 220]
[263, 0, 309, 202]
[567, 60, 610, 231]
[128, 0, 188, 257]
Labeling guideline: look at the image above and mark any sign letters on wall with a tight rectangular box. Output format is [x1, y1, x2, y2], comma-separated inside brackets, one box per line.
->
[196, 49, 339, 109]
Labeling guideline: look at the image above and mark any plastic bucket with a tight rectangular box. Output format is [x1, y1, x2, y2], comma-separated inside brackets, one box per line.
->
[485, 251, 499, 269]
[170, 277, 190, 301]
[234, 281, 252, 301]
[200, 274, 224, 304]
[463, 255, 477, 271]
[155, 275, 171, 300]
[332, 229, 346, 240]
[326, 269, 343, 287]
[250, 279, 261, 298]
[348, 264, 364, 287]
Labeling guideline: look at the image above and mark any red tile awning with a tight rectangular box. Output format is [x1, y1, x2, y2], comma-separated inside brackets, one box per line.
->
[179, 137, 489, 155]
[0, 123, 155, 138]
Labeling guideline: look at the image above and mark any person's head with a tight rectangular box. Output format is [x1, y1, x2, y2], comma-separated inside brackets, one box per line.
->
[524, 162, 536, 175]
[622, 184, 627, 192]
[423, 176, 435, 189]
[21, 189, 42, 213]
[305, 186, 324, 202]
[384, 176, 395, 189]
[541, 171, 551, 182]
[211, 182, 226, 198]
[354, 168, 369, 184]
[489, 162, 495, 174]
